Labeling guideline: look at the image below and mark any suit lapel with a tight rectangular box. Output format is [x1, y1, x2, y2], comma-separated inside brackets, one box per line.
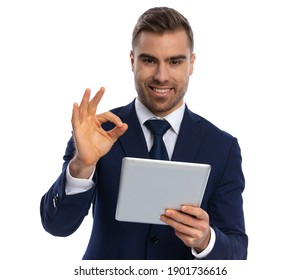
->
[115, 101, 206, 162]
[171, 107, 206, 162]
[116, 101, 149, 159]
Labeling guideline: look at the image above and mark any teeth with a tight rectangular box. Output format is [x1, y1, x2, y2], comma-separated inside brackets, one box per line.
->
[153, 88, 170, 93]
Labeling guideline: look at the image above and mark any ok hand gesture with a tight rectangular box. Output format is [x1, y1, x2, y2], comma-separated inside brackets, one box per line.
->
[70, 87, 128, 178]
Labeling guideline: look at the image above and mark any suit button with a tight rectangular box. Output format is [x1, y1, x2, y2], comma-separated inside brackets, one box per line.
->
[150, 236, 159, 244]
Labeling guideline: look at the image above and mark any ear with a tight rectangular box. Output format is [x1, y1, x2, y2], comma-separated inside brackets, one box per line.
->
[189, 53, 196, 76]
[130, 50, 134, 72]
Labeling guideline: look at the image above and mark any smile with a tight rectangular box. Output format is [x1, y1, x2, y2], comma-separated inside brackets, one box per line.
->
[150, 87, 172, 94]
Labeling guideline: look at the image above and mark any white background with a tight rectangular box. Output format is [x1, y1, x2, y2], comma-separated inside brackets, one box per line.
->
[1, 0, 299, 279]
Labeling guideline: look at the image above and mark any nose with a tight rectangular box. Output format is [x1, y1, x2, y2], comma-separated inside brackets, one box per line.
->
[153, 63, 169, 83]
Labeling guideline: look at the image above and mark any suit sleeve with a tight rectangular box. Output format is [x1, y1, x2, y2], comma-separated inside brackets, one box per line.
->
[40, 136, 96, 237]
[205, 138, 248, 260]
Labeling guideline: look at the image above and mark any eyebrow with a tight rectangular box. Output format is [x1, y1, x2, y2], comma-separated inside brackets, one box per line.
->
[138, 53, 188, 61]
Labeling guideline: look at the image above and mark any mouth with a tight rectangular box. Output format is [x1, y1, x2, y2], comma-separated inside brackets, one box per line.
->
[149, 86, 173, 95]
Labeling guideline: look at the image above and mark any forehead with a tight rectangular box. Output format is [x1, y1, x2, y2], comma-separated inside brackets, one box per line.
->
[133, 29, 192, 57]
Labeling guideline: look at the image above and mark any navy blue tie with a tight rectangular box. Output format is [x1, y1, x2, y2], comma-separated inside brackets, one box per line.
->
[144, 119, 171, 160]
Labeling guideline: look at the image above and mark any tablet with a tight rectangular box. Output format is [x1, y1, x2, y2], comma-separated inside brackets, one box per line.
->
[115, 157, 211, 225]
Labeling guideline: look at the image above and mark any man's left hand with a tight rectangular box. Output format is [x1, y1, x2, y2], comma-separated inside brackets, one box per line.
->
[160, 205, 211, 253]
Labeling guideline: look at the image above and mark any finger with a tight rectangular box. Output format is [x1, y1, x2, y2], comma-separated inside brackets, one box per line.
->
[161, 212, 195, 236]
[161, 209, 211, 250]
[71, 102, 80, 130]
[161, 211, 207, 241]
[96, 111, 128, 141]
[96, 111, 126, 128]
[174, 230, 195, 245]
[108, 123, 128, 142]
[174, 230, 204, 249]
[79, 88, 91, 119]
[88, 87, 105, 115]
[162, 209, 196, 228]
[175, 224, 211, 251]
[181, 205, 209, 222]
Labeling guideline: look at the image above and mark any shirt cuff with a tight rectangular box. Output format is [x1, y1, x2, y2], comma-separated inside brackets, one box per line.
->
[191, 227, 216, 259]
[65, 163, 95, 195]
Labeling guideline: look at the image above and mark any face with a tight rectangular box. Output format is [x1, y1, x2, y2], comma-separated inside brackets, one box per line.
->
[130, 29, 195, 117]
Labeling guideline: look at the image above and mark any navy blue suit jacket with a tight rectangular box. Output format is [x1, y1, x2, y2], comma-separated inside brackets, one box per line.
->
[40, 100, 248, 259]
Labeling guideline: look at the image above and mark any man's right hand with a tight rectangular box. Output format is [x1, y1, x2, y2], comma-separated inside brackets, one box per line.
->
[69, 87, 128, 179]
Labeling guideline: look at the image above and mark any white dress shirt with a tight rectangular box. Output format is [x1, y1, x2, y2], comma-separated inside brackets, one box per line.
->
[65, 97, 215, 258]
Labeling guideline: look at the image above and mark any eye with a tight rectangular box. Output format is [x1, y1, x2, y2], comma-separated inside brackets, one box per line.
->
[170, 59, 182, 65]
[143, 58, 156, 64]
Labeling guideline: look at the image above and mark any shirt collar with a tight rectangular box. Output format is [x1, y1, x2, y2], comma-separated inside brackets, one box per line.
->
[135, 98, 185, 135]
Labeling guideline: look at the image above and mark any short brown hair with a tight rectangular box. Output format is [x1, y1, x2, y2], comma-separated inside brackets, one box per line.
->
[132, 7, 194, 52]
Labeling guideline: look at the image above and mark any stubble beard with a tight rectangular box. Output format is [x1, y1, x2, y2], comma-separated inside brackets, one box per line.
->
[136, 81, 187, 116]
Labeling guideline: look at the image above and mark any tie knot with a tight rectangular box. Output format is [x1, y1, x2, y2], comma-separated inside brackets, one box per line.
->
[144, 119, 171, 136]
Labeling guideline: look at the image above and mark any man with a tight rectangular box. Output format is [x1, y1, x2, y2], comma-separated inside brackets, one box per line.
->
[40, 7, 248, 259]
